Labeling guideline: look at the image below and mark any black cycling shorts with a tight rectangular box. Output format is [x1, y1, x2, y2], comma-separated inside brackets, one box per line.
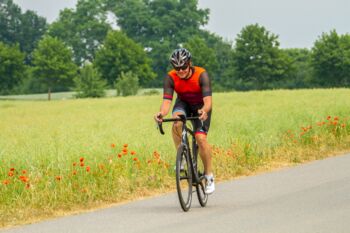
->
[172, 98, 211, 135]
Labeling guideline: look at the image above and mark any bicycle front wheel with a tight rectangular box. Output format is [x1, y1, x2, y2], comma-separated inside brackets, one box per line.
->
[176, 144, 193, 212]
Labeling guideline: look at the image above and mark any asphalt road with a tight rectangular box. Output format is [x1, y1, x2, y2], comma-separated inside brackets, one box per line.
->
[2, 154, 350, 233]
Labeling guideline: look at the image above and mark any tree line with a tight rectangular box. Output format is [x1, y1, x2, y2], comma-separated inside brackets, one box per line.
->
[1, 0, 350, 97]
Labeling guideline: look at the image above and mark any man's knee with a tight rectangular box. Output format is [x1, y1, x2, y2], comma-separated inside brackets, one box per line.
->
[172, 122, 182, 135]
[195, 134, 208, 147]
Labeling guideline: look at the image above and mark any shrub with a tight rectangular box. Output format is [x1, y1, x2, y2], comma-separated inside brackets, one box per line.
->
[74, 64, 107, 98]
[115, 71, 139, 96]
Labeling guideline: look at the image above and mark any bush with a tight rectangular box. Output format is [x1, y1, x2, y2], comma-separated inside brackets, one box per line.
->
[74, 65, 107, 98]
[115, 72, 139, 96]
[142, 89, 160, 95]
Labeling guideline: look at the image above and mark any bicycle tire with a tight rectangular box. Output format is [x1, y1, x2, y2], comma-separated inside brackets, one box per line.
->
[176, 144, 192, 212]
[196, 174, 208, 207]
[193, 144, 208, 207]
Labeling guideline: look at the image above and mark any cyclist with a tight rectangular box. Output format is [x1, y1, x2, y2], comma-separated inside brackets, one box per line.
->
[154, 48, 215, 194]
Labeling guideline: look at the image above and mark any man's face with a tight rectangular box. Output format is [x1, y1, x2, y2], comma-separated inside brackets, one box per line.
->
[174, 64, 190, 79]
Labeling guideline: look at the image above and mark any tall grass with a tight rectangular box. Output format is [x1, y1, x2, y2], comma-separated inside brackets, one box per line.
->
[0, 89, 350, 227]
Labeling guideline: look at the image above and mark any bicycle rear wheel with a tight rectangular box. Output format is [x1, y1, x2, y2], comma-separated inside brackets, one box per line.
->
[193, 144, 208, 207]
[176, 144, 192, 211]
[196, 173, 208, 207]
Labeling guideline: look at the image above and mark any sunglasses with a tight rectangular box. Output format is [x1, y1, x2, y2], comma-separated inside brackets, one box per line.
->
[173, 64, 189, 71]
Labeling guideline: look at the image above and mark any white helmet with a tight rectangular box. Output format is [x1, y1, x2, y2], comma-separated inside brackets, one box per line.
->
[170, 48, 192, 67]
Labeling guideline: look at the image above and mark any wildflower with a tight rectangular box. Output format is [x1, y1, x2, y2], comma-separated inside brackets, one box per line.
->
[55, 176, 62, 181]
[73, 162, 77, 166]
[22, 170, 27, 174]
[341, 123, 346, 128]
[80, 157, 84, 162]
[10, 168, 15, 171]
[3, 180, 10, 185]
[122, 148, 128, 153]
[131, 151, 136, 155]
[123, 144, 128, 148]
[111, 143, 116, 148]
[25, 183, 30, 189]
[117, 153, 122, 158]
[333, 121, 338, 126]
[334, 116, 339, 121]
[327, 116, 332, 120]
[86, 166, 91, 172]
[19, 176, 29, 183]
[80, 162, 84, 167]
[72, 170, 77, 175]
[8, 171, 14, 177]
[133, 157, 138, 162]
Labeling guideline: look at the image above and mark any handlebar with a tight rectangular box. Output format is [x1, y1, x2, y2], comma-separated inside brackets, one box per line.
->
[157, 115, 200, 135]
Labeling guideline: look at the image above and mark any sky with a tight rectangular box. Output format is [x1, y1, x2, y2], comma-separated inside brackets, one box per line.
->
[12, 0, 350, 49]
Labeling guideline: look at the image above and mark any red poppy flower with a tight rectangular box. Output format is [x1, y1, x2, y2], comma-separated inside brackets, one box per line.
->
[111, 143, 116, 148]
[80, 157, 84, 162]
[131, 151, 136, 155]
[123, 144, 128, 147]
[3, 180, 10, 185]
[8, 171, 14, 177]
[86, 166, 90, 172]
[19, 176, 29, 183]
[55, 176, 62, 181]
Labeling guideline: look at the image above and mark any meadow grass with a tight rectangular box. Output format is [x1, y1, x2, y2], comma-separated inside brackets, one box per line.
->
[1, 88, 350, 227]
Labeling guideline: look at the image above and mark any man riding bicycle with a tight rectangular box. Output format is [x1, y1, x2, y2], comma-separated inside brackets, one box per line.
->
[154, 48, 215, 194]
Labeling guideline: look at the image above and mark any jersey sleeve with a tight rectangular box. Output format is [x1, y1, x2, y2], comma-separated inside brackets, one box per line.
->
[199, 71, 212, 97]
[163, 75, 174, 101]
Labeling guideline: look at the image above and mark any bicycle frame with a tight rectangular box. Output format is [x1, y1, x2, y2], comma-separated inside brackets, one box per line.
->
[158, 115, 201, 183]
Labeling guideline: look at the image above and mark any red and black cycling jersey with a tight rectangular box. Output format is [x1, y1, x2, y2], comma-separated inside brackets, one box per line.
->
[163, 66, 212, 105]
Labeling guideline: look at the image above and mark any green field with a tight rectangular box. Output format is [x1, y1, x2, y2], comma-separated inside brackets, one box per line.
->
[1, 89, 350, 227]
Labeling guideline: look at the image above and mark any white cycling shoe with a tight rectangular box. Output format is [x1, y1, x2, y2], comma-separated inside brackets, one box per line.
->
[205, 174, 215, 194]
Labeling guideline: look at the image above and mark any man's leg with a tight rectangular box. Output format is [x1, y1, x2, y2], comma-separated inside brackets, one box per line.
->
[195, 133, 212, 175]
[172, 112, 183, 150]
[195, 133, 215, 194]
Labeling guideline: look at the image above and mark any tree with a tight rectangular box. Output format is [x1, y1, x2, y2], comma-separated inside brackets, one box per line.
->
[49, 0, 110, 65]
[115, 71, 139, 96]
[0, 42, 26, 94]
[32, 36, 77, 100]
[74, 64, 107, 98]
[94, 30, 155, 87]
[108, 0, 210, 85]
[282, 48, 313, 88]
[0, 0, 47, 64]
[234, 24, 291, 90]
[0, 0, 22, 45]
[184, 36, 218, 74]
[184, 33, 239, 91]
[311, 30, 350, 87]
[19, 10, 48, 63]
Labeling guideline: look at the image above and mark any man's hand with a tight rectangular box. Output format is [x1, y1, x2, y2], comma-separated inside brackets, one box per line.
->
[154, 112, 163, 123]
[198, 109, 208, 121]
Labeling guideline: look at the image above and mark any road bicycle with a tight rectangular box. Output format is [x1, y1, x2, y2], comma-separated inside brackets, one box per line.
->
[157, 115, 208, 211]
